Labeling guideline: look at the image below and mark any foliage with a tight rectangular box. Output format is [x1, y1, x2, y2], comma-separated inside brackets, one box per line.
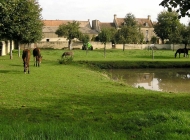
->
[98, 28, 114, 44]
[150, 36, 157, 44]
[168, 23, 183, 45]
[79, 33, 90, 45]
[19, 0, 44, 44]
[55, 21, 81, 50]
[115, 13, 144, 51]
[124, 13, 138, 27]
[154, 11, 181, 44]
[0, 0, 43, 58]
[98, 28, 113, 58]
[181, 23, 190, 48]
[0, 0, 43, 43]
[160, 0, 190, 18]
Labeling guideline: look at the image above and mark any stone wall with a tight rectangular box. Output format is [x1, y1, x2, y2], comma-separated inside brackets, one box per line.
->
[36, 41, 189, 50]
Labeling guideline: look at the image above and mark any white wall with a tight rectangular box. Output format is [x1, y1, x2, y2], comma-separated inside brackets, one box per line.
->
[0, 41, 15, 56]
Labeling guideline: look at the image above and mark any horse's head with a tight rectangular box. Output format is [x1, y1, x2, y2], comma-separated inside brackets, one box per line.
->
[23, 61, 28, 74]
[22, 49, 30, 74]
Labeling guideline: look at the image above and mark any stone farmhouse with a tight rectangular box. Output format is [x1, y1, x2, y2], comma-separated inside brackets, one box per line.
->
[37, 14, 159, 49]
[42, 19, 98, 42]
[92, 15, 156, 43]
[42, 14, 157, 42]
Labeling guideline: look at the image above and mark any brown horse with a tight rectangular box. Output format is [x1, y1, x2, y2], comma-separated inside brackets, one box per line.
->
[33, 48, 42, 67]
[22, 49, 30, 74]
[175, 48, 189, 58]
[62, 51, 74, 58]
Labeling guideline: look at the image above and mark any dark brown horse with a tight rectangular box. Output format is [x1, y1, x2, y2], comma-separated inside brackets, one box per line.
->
[22, 49, 30, 74]
[33, 48, 42, 67]
[62, 51, 74, 58]
[175, 48, 189, 58]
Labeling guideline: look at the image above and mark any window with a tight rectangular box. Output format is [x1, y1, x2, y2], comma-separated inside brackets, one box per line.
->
[146, 30, 149, 42]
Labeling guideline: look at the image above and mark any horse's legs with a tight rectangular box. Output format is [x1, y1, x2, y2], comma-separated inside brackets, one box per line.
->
[24, 63, 26, 73]
[34, 57, 36, 66]
[28, 65, 30, 74]
[36, 56, 40, 67]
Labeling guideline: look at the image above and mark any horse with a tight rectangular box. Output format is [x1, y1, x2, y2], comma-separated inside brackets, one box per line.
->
[22, 49, 30, 74]
[175, 48, 189, 58]
[33, 47, 42, 67]
[62, 51, 74, 58]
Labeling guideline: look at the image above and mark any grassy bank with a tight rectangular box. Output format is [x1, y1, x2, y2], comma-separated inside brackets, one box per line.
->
[75, 49, 190, 69]
[0, 49, 190, 139]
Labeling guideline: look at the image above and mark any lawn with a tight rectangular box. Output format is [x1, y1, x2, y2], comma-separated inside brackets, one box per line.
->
[0, 49, 190, 140]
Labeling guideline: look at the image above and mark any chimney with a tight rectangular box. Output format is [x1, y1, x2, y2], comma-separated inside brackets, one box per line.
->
[88, 19, 91, 27]
[148, 15, 151, 20]
[114, 14, 118, 28]
[92, 20, 99, 31]
[114, 14, 117, 20]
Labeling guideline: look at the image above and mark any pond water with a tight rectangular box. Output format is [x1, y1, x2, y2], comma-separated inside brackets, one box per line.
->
[106, 68, 190, 93]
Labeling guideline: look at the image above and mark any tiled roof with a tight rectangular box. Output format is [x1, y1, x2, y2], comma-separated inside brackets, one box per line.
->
[115, 18, 125, 27]
[43, 26, 58, 32]
[115, 18, 153, 28]
[99, 22, 115, 29]
[79, 27, 98, 34]
[136, 18, 153, 27]
[43, 20, 91, 28]
[42, 20, 97, 34]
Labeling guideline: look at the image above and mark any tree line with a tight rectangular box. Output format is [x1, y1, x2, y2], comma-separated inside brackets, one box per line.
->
[0, 0, 43, 59]
[55, 11, 190, 57]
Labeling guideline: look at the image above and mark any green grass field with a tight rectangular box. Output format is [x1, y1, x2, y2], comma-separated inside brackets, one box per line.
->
[1, 49, 190, 140]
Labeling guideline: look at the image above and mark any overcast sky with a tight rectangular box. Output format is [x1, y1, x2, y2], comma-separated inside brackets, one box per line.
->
[38, 0, 189, 25]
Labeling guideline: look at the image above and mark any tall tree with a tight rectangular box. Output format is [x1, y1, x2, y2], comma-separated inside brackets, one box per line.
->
[15, 0, 43, 56]
[55, 21, 81, 50]
[0, 0, 43, 58]
[168, 23, 183, 50]
[79, 33, 90, 54]
[181, 22, 190, 49]
[124, 13, 138, 27]
[115, 13, 143, 51]
[159, 0, 190, 18]
[98, 28, 112, 58]
[0, 0, 16, 59]
[154, 11, 181, 44]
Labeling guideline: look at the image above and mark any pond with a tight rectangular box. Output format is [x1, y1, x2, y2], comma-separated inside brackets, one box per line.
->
[106, 68, 190, 93]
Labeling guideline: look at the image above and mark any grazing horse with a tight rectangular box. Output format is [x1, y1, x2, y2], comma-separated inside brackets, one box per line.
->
[33, 48, 42, 67]
[62, 51, 74, 58]
[175, 48, 189, 58]
[22, 49, 30, 74]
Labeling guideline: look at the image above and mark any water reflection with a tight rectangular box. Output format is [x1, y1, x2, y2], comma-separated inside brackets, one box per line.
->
[106, 68, 190, 93]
